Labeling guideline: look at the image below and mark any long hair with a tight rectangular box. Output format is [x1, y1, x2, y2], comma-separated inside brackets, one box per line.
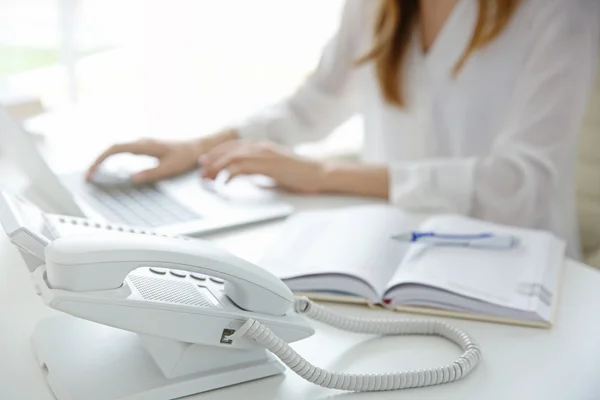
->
[356, 0, 521, 107]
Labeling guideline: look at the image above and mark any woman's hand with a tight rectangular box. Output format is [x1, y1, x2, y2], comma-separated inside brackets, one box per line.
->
[200, 141, 326, 194]
[86, 130, 238, 184]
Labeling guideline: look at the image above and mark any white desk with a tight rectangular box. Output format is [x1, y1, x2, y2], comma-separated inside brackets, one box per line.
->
[1, 192, 600, 400]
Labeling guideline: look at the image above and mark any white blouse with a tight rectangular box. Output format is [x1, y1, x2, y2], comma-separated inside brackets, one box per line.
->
[234, 0, 600, 257]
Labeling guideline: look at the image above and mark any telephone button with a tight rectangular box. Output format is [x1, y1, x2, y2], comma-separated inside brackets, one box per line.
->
[210, 277, 224, 284]
[191, 273, 207, 281]
[149, 267, 167, 275]
[169, 270, 187, 278]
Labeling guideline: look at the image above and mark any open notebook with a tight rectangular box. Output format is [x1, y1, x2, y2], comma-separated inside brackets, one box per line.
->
[258, 205, 566, 328]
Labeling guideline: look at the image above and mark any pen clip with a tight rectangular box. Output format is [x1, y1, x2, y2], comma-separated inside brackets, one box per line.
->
[412, 232, 494, 241]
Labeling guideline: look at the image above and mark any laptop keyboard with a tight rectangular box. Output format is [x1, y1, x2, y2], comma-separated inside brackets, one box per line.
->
[76, 183, 201, 227]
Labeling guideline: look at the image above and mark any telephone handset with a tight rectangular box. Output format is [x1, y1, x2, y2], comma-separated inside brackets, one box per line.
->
[46, 234, 293, 316]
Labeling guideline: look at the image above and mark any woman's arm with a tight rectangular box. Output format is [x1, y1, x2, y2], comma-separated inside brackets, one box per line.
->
[319, 162, 390, 199]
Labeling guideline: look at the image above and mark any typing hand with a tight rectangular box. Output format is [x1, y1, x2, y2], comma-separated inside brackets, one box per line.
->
[86, 131, 237, 184]
[200, 140, 325, 194]
[86, 139, 199, 184]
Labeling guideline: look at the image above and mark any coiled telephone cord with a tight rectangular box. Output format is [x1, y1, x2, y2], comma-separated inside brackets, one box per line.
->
[230, 297, 481, 392]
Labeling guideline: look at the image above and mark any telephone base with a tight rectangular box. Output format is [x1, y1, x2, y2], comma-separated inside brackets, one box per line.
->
[32, 315, 285, 400]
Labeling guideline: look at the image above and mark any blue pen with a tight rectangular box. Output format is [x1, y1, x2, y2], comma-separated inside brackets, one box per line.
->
[390, 231, 520, 249]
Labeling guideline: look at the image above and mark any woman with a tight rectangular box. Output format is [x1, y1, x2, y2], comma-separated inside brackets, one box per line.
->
[88, 0, 599, 257]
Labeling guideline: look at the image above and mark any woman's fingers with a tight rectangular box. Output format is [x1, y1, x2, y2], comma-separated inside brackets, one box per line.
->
[204, 150, 267, 182]
[201, 140, 284, 182]
[224, 160, 263, 183]
[201, 141, 252, 179]
[86, 139, 165, 180]
[202, 150, 246, 180]
[201, 141, 280, 179]
[130, 159, 184, 184]
[86, 144, 126, 179]
[200, 140, 240, 168]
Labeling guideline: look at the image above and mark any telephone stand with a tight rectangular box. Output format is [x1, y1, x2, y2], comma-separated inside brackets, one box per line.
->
[32, 315, 285, 400]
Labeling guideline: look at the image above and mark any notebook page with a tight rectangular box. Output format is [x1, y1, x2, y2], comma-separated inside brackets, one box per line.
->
[385, 215, 564, 311]
[259, 205, 421, 299]
[533, 238, 565, 321]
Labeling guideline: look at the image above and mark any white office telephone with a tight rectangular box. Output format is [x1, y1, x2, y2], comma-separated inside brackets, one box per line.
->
[0, 190, 482, 399]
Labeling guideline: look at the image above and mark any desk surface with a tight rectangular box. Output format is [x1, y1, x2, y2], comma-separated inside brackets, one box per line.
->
[1, 195, 600, 400]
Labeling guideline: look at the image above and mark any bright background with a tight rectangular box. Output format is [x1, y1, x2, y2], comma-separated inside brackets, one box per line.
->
[0, 0, 361, 161]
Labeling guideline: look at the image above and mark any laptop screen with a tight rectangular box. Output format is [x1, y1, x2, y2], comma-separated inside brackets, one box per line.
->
[0, 104, 84, 215]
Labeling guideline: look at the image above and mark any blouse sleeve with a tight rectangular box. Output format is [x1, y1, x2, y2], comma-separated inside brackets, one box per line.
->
[231, 0, 365, 146]
[389, 0, 600, 228]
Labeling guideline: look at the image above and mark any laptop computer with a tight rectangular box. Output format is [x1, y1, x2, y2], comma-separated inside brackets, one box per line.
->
[0, 105, 294, 236]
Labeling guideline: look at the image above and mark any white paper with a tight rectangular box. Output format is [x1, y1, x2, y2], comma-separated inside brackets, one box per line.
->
[386, 215, 564, 311]
[259, 205, 423, 298]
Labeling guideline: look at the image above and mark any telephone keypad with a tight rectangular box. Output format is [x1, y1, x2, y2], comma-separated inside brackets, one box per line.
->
[149, 267, 167, 275]
[191, 273, 207, 281]
[129, 267, 232, 309]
